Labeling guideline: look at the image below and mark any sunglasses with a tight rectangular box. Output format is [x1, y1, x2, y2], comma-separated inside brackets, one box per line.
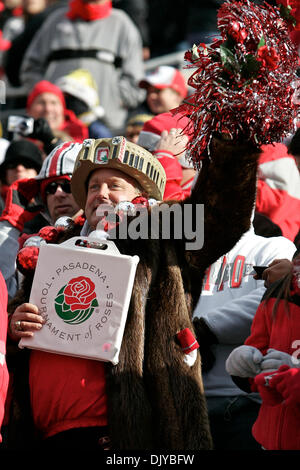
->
[45, 181, 71, 195]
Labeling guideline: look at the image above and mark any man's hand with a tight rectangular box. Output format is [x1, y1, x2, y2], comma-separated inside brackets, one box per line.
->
[8, 303, 44, 342]
[225, 345, 263, 377]
[260, 349, 299, 373]
[261, 259, 293, 287]
[155, 128, 189, 159]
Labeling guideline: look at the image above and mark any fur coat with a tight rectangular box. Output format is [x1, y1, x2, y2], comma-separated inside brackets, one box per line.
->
[6, 138, 260, 450]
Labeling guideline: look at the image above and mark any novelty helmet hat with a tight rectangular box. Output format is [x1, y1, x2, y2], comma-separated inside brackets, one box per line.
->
[71, 137, 166, 208]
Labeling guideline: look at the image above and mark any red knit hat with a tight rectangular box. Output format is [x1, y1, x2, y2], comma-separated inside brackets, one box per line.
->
[26, 80, 66, 111]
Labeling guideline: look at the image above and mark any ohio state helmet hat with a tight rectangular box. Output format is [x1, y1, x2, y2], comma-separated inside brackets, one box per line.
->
[71, 137, 166, 209]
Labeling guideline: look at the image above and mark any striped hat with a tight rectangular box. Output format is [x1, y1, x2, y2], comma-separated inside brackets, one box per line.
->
[36, 141, 82, 200]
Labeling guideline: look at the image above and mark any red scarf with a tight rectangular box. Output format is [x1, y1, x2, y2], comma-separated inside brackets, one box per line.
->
[67, 0, 112, 21]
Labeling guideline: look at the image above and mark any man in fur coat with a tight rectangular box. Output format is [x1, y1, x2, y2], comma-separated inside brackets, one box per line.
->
[5, 133, 260, 451]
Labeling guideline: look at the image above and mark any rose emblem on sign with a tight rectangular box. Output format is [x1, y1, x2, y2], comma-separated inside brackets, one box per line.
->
[54, 276, 99, 325]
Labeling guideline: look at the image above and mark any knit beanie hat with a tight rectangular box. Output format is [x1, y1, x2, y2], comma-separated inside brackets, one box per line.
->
[137, 112, 194, 168]
[27, 80, 66, 111]
[0, 139, 43, 173]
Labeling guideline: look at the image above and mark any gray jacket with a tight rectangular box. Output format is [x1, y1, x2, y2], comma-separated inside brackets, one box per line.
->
[20, 7, 145, 131]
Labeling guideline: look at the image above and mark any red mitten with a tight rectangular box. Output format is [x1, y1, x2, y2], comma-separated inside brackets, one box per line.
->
[254, 371, 284, 406]
[269, 366, 300, 408]
[0, 178, 44, 232]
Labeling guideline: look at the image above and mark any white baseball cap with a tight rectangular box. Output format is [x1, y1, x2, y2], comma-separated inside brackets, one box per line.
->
[139, 66, 188, 98]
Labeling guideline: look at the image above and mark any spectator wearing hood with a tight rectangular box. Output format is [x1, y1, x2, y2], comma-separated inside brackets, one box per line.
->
[55, 69, 112, 140]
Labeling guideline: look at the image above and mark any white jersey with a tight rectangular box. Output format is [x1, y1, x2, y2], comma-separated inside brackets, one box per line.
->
[193, 226, 296, 397]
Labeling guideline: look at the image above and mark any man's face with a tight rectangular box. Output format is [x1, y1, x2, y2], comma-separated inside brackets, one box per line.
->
[5, 163, 38, 185]
[28, 92, 65, 131]
[85, 168, 142, 230]
[45, 179, 80, 223]
[23, 0, 46, 15]
[146, 86, 183, 114]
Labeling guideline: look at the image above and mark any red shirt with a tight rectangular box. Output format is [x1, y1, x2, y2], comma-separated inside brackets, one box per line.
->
[29, 350, 107, 438]
[154, 150, 191, 201]
[256, 143, 300, 241]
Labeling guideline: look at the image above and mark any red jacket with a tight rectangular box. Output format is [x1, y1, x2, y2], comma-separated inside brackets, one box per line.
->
[153, 150, 192, 200]
[256, 143, 300, 241]
[61, 109, 89, 143]
[0, 270, 8, 442]
[245, 291, 300, 450]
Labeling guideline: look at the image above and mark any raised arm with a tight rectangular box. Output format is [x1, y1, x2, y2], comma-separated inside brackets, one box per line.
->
[186, 137, 260, 272]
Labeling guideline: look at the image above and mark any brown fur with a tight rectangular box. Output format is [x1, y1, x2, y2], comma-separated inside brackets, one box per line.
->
[6, 138, 260, 450]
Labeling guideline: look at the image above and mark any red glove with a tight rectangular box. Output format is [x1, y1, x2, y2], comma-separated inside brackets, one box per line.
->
[0, 178, 44, 232]
[269, 365, 300, 408]
[254, 370, 284, 406]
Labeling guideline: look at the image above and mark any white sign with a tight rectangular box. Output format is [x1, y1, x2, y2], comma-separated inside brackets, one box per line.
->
[20, 237, 139, 365]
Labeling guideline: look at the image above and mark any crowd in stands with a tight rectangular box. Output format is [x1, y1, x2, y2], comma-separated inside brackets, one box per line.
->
[0, 0, 299, 452]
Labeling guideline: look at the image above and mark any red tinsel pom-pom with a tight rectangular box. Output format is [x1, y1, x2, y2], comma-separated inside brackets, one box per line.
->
[73, 214, 86, 227]
[177, 0, 299, 167]
[131, 196, 149, 207]
[38, 226, 59, 243]
[16, 246, 40, 276]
